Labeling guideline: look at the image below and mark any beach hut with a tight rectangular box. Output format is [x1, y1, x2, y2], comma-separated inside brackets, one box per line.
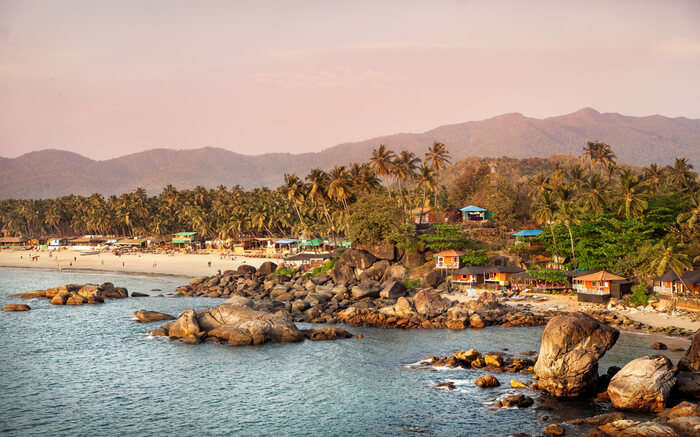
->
[410, 207, 437, 224]
[653, 269, 700, 297]
[573, 270, 626, 303]
[484, 265, 524, 287]
[172, 232, 197, 244]
[0, 236, 28, 249]
[460, 205, 491, 223]
[435, 249, 464, 269]
[451, 266, 488, 289]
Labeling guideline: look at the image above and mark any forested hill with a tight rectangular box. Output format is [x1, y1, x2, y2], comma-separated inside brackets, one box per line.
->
[1, 108, 699, 199]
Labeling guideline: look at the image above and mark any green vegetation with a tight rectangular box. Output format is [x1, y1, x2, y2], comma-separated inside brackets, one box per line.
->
[309, 258, 336, 277]
[460, 249, 488, 266]
[418, 224, 470, 251]
[628, 284, 650, 307]
[346, 195, 414, 245]
[274, 266, 298, 276]
[526, 267, 567, 285]
[402, 279, 421, 290]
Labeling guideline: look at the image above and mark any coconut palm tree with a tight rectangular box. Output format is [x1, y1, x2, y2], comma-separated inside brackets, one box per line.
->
[554, 186, 581, 268]
[667, 158, 697, 191]
[646, 238, 693, 296]
[369, 144, 395, 192]
[642, 163, 666, 195]
[424, 142, 451, 206]
[616, 169, 648, 220]
[579, 173, 609, 214]
[677, 189, 700, 231]
[532, 190, 560, 259]
[284, 173, 307, 231]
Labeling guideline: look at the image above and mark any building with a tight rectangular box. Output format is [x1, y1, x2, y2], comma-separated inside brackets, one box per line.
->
[0, 236, 28, 248]
[172, 232, 198, 248]
[460, 205, 491, 223]
[450, 265, 524, 289]
[573, 270, 626, 303]
[409, 207, 444, 224]
[114, 238, 144, 248]
[435, 249, 464, 269]
[654, 269, 700, 297]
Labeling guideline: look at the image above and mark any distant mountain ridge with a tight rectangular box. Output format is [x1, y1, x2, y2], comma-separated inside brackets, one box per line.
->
[1, 108, 699, 199]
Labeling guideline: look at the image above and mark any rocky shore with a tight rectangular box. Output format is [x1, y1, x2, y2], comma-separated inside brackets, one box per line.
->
[9, 282, 130, 306]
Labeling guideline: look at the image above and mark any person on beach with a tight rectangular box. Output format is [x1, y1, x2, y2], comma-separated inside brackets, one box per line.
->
[208, 261, 212, 268]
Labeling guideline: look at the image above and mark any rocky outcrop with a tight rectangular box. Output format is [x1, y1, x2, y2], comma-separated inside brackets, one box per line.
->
[496, 394, 534, 408]
[150, 303, 349, 347]
[414, 349, 536, 375]
[133, 310, 176, 323]
[607, 355, 677, 412]
[674, 371, 700, 400]
[2, 304, 31, 311]
[413, 289, 452, 318]
[534, 312, 619, 398]
[679, 329, 700, 372]
[340, 248, 377, 270]
[9, 290, 46, 299]
[257, 261, 278, 275]
[353, 243, 395, 261]
[379, 280, 406, 299]
[425, 270, 443, 288]
[237, 265, 256, 275]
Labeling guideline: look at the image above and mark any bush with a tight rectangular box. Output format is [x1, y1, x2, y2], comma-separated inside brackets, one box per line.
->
[347, 194, 414, 244]
[402, 279, 421, 290]
[275, 266, 298, 276]
[310, 258, 336, 277]
[627, 284, 649, 307]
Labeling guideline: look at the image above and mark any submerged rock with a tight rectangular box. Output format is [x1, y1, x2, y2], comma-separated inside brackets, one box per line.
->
[534, 312, 619, 398]
[607, 355, 677, 412]
[2, 304, 31, 311]
[303, 326, 354, 341]
[497, 394, 534, 408]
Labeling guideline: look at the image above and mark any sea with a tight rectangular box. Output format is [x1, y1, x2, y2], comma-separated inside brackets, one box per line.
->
[0, 267, 689, 436]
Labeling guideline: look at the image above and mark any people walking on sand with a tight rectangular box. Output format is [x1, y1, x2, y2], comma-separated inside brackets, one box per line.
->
[208, 261, 212, 268]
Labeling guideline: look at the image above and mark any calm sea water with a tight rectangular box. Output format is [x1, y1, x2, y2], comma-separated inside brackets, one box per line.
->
[0, 267, 688, 436]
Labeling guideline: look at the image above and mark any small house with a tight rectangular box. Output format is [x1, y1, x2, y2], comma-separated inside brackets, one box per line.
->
[410, 207, 440, 224]
[460, 205, 491, 223]
[451, 266, 488, 289]
[435, 250, 464, 269]
[512, 229, 543, 248]
[0, 236, 28, 248]
[573, 270, 626, 303]
[115, 238, 143, 248]
[485, 266, 524, 287]
[654, 269, 700, 297]
[450, 265, 524, 289]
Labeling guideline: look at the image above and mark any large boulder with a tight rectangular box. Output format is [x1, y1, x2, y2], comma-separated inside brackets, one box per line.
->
[534, 312, 619, 398]
[133, 310, 176, 323]
[425, 270, 444, 288]
[354, 243, 396, 261]
[199, 304, 305, 344]
[359, 260, 390, 281]
[351, 281, 381, 299]
[257, 261, 278, 275]
[331, 262, 355, 285]
[679, 329, 700, 372]
[76, 284, 100, 298]
[340, 248, 377, 270]
[413, 289, 451, 318]
[382, 264, 407, 282]
[237, 265, 257, 275]
[674, 371, 700, 400]
[401, 252, 425, 268]
[166, 309, 204, 339]
[8, 290, 46, 299]
[379, 280, 407, 299]
[2, 304, 31, 312]
[102, 287, 128, 298]
[465, 291, 500, 311]
[304, 326, 354, 341]
[608, 355, 677, 412]
[379, 296, 418, 318]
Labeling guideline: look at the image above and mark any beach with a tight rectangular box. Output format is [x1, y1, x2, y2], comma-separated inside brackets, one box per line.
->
[0, 249, 275, 278]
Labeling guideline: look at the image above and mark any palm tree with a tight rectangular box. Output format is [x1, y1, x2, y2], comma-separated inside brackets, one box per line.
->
[582, 141, 601, 171]
[284, 173, 307, 231]
[616, 169, 648, 220]
[677, 189, 700, 231]
[369, 144, 395, 193]
[424, 142, 451, 206]
[642, 163, 666, 195]
[554, 186, 580, 268]
[579, 173, 609, 214]
[306, 168, 334, 236]
[567, 164, 587, 190]
[667, 158, 697, 190]
[532, 190, 560, 259]
[646, 238, 693, 296]
[527, 173, 550, 200]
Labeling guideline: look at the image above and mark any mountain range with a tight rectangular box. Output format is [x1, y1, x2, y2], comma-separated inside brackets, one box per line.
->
[1, 108, 699, 199]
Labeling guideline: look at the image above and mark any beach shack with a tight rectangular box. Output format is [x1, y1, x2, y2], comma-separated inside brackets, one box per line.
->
[451, 266, 488, 289]
[573, 270, 626, 303]
[0, 236, 28, 249]
[512, 229, 543, 247]
[485, 266, 524, 288]
[268, 239, 297, 255]
[435, 249, 464, 269]
[284, 252, 332, 268]
[460, 205, 491, 223]
[410, 207, 437, 224]
[114, 238, 143, 248]
[172, 232, 198, 248]
[654, 269, 700, 297]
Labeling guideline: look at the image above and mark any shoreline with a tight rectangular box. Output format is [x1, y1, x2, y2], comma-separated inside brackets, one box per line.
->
[0, 249, 277, 278]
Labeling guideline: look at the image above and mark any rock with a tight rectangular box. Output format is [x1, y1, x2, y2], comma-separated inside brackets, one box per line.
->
[9, 290, 46, 299]
[76, 284, 99, 298]
[258, 261, 278, 275]
[102, 287, 128, 298]
[207, 326, 254, 345]
[132, 310, 176, 323]
[475, 375, 500, 387]
[598, 420, 678, 437]
[304, 326, 353, 341]
[425, 270, 444, 288]
[401, 252, 424, 268]
[497, 394, 534, 408]
[65, 293, 86, 305]
[379, 280, 407, 299]
[50, 293, 66, 305]
[379, 296, 418, 318]
[340, 248, 377, 270]
[354, 243, 395, 260]
[167, 309, 204, 338]
[225, 295, 254, 307]
[484, 353, 503, 367]
[511, 380, 529, 389]
[414, 289, 451, 318]
[383, 264, 407, 282]
[566, 412, 625, 426]
[674, 371, 700, 400]
[87, 295, 104, 304]
[189, 276, 207, 287]
[45, 285, 67, 298]
[607, 355, 676, 412]
[351, 282, 381, 299]
[359, 260, 390, 281]
[651, 342, 668, 350]
[331, 263, 355, 285]
[199, 304, 305, 345]
[543, 424, 565, 436]
[467, 291, 500, 311]
[2, 304, 31, 311]
[434, 381, 456, 391]
[237, 265, 256, 275]
[679, 329, 700, 371]
[534, 312, 619, 398]
[658, 401, 700, 418]
[131, 292, 150, 297]
[470, 313, 485, 329]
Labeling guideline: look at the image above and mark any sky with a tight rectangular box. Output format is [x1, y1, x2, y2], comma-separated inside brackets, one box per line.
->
[1, 0, 699, 160]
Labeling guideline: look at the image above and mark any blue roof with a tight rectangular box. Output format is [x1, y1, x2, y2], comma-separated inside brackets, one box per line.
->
[512, 229, 543, 237]
[459, 205, 487, 212]
[274, 239, 297, 244]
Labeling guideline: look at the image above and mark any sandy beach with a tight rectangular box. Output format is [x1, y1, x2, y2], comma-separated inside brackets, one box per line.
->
[0, 249, 276, 278]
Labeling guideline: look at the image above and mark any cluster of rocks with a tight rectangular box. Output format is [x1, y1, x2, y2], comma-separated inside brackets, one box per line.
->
[146, 295, 354, 346]
[9, 282, 130, 306]
[584, 308, 697, 338]
[416, 348, 536, 375]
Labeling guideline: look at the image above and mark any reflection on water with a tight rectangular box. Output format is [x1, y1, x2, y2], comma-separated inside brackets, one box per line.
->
[0, 267, 689, 436]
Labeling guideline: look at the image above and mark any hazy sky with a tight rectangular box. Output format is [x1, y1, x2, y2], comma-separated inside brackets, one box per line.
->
[2, 0, 699, 159]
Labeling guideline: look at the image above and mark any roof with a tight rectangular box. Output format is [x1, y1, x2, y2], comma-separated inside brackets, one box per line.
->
[573, 270, 626, 282]
[436, 249, 465, 257]
[454, 265, 524, 275]
[655, 269, 700, 285]
[512, 229, 543, 237]
[173, 232, 197, 236]
[274, 238, 297, 244]
[116, 239, 142, 245]
[0, 237, 27, 243]
[460, 205, 487, 212]
[284, 252, 332, 261]
[409, 207, 432, 215]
